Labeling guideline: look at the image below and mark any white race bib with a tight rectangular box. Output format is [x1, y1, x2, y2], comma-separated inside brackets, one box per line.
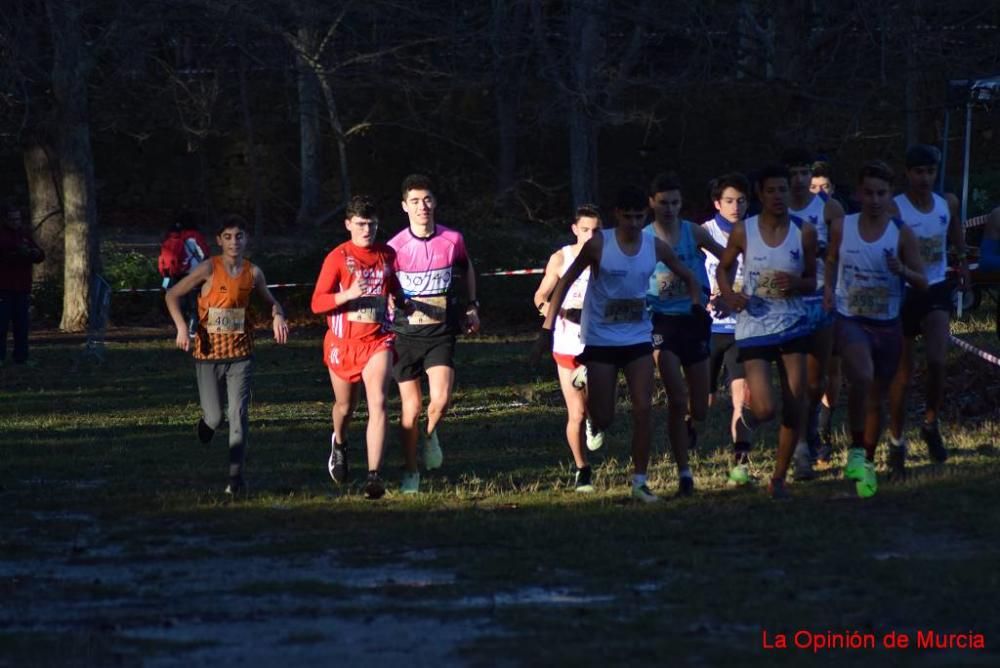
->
[207, 307, 246, 334]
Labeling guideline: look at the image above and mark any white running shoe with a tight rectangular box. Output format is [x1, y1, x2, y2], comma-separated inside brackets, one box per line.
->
[570, 365, 588, 390]
[423, 429, 443, 470]
[585, 419, 604, 451]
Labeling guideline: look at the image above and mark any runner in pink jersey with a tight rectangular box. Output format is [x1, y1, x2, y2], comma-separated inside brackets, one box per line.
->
[388, 174, 479, 494]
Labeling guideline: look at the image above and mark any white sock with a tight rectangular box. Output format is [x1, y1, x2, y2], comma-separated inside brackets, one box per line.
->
[632, 473, 647, 488]
[678, 468, 692, 479]
[889, 434, 906, 448]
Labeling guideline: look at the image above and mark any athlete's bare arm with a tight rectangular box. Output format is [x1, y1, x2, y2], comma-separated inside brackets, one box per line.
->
[895, 225, 928, 291]
[692, 223, 726, 260]
[533, 250, 565, 317]
[823, 217, 843, 311]
[716, 221, 748, 312]
[253, 266, 289, 344]
[542, 235, 601, 331]
[653, 237, 702, 306]
[165, 260, 213, 351]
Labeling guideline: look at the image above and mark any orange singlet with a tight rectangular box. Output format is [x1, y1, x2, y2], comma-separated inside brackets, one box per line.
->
[193, 257, 256, 361]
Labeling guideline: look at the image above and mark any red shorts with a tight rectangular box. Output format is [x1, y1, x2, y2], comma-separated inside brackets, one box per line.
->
[552, 352, 580, 370]
[323, 331, 395, 383]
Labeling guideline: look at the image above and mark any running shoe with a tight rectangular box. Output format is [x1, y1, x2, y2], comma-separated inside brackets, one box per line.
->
[887, 444, 907, 482]
[574, 466, 594, 493]
[585, 419, 604, 451]
[423, 429, 444, 470]
[400, 470, 420, 494]
[328, 437, 348, 484]
[197, 418, 214, 444]
[727, 464, 751, 487]
[631, 484, 661, 504]
[921, 422, 948, 463]
[364, 472, 386, 500]
[768, 477, 790, 500]
[570, 364, 588, 390]
[676, 475, 695, 497]
[843, 447, 866, 481]
[856, 461, 878, 498]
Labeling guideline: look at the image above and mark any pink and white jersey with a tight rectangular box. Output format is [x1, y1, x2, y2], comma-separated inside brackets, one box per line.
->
[388, 223, 470, 337]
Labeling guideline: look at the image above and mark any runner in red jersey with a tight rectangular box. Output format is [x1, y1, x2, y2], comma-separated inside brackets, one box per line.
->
[312, 196, 402, 500]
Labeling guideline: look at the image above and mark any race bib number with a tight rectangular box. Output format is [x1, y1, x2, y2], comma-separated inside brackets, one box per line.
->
[603, 298, 645, 323]
[207, 307, 246, 334]
[408, 295, 448, 325]
[847, 285, 890, 317]
[654, 270, 686, 299]
[348, 295, 387, 323]
[918, 235, 944, 265]
[754, 270, 787, 299]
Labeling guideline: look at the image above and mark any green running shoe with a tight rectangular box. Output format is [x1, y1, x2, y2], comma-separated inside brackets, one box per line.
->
[423, 429, 443, 471]
[400, 470, 420, 494]
[856, 461, 878, 498]
[728, 464, 751, 486]
[843, 448, 866, 481]
[631, 484, 661, 504]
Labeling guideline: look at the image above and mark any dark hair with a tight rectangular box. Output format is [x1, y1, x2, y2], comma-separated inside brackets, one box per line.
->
[401, 173, 435, 199]
[175, 210, 203, 231]
[905, 144, 941, 169]
[811, 161, 834, 179]
[857, 160, 895, 185]
[345, 194, 379, 220]
[574, 203, 602, 224]
[649, 171, 682, 197]
[613, 185, 649, 212]
[710, 172, 750, 201]
[781, 147, 814, 168]
[755, 164, 791, 189]
[216, 213, 249, 235]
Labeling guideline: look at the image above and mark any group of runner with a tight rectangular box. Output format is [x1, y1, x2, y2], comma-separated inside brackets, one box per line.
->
[165, 147, 972, 502]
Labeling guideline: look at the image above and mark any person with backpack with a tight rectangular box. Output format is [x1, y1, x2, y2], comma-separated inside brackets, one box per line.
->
[159, 211, 211, 334]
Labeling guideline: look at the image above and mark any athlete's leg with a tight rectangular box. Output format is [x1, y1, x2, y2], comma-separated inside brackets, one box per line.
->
[730, 378, 750, 443]
[557, 364, 588, 468]
[775, 352, 807, 482]
[840, 341, 875, 454]
[329, 369, 360, 446]
[654, 348, 690, 472]
[224, 359, 254, 480]
[888, 336, 916, 440]
[622, 353, 655, 476]
[806, 324, 834, 429]
[360, 349, 392, 472]
[425, 364, 454, 436]
[398, 379, 423, 472]
[742, 358, 776, 425]
[684, 358, 710, 427]
[921, 310, 950, 424]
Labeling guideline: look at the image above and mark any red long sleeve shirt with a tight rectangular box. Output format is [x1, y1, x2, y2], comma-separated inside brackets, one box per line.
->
[0, 227, 45, 293]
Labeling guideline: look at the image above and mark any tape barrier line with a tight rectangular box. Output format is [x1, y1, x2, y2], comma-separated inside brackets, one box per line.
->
[480, 268, 546, 276]
[950, 334, 1000, 367]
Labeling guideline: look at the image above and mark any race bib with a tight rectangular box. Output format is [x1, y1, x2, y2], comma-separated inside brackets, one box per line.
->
[348, 295, 388, 323]
[918, 236, 944, 265]
[408, 295, 448, 325]
[653, 269, 686, 299]
[847, 285, 890, 318]
[754, 270, 788, 299]
[603, 298, 645, 323]
[207, 307, 246, 334]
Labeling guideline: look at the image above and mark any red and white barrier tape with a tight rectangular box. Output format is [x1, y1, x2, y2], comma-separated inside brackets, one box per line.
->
[479, 268, 545, 277]
[950, 335, 1000, 367]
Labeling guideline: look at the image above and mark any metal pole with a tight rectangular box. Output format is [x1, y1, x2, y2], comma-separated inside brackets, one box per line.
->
[961, 101, 972, 224]
[939, 109, 950, 192]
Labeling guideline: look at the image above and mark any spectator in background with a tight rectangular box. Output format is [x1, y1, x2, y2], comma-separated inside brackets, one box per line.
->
[159, 211, 211, 335]
[0, 202, 45, 366]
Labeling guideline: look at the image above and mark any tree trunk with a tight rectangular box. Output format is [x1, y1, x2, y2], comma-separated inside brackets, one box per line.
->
[296, 26, 323, 225]
[23, 138, 65, 285]
[238, 51, 264, 238]
[47, 0, 97, 332]
[316, 71, 351, 212]
[568, 0, 601, 206]
[492, 0, 526, 204]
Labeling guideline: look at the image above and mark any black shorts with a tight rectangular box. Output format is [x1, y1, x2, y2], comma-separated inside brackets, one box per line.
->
[709, 332, 744, 391]
[737, 334, 811, 363]
[651, 313, 711, 366]
[901, 280, 953, 338]
[834, 316, 902, 383]
[576, 342, 652, 369]
[392, 333, 456, 382]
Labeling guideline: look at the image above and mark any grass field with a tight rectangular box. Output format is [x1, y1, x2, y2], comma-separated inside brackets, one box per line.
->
[2, 308, 999, 667]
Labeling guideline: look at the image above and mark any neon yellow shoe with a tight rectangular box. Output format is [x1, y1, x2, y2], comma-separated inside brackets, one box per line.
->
[843, 448, 866, 481]
[727, 464, 751, 486]
[856, 461, 878, 498]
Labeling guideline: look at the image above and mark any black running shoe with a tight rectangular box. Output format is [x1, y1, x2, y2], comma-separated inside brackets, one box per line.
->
[921, 422, 948, 463]
[364, 472, 385, 500]
[768, 477, 790, 500]
[888, 444, 907, 482]
[328, 443, 348, 484]
[197, 418, 214, 444]
[685, 416, 698, 451]
[677, 475, 695, 497]
[574, 465, 594, 493]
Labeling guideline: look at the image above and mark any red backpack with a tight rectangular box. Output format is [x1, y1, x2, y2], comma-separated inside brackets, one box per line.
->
[158, 231, 187, 279]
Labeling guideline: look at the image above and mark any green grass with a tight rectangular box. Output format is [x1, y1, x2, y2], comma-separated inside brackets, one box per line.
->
[2, 311, 999, 666]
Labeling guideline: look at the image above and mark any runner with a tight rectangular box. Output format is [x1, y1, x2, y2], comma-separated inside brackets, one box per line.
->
[534, 186, 704, 503]
[532, 204, 603, 492]
[715, 164, 818, 499]
[390, 174, 479, 494]
[311, 196, 401, 499]
[702, 173, 756, 484]
[165, 213, 290, 495]
[824, 161, 926, 496]
[783, 148, 845, 479]
[980, 206, 1000, 271]
[887, 144, 969, 471]
[644, 173, 722, 496]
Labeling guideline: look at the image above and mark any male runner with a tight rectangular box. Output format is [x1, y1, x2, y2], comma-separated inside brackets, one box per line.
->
[783, 148, 845, 479]
[702, 173, 755, 484]
[716, 164, 818, 499]
[887, 144, 969, 471]
[644, 173, 722, 496]
[533, 205, 603, 492]
[165, 213, 289, 495]
[312, 196, 401, 499]
[390, 174, 479, 494]
[535, 186, 703, 503]
[824, 161, 926, 496]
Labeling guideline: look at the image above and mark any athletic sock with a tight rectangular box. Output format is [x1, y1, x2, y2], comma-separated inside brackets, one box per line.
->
[889, 434, 906, 448]
[819, 405, 833, 437]
[632, 473, 647, 488]
[678, 467, 692, 480]
[851, 430, 864, 449]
